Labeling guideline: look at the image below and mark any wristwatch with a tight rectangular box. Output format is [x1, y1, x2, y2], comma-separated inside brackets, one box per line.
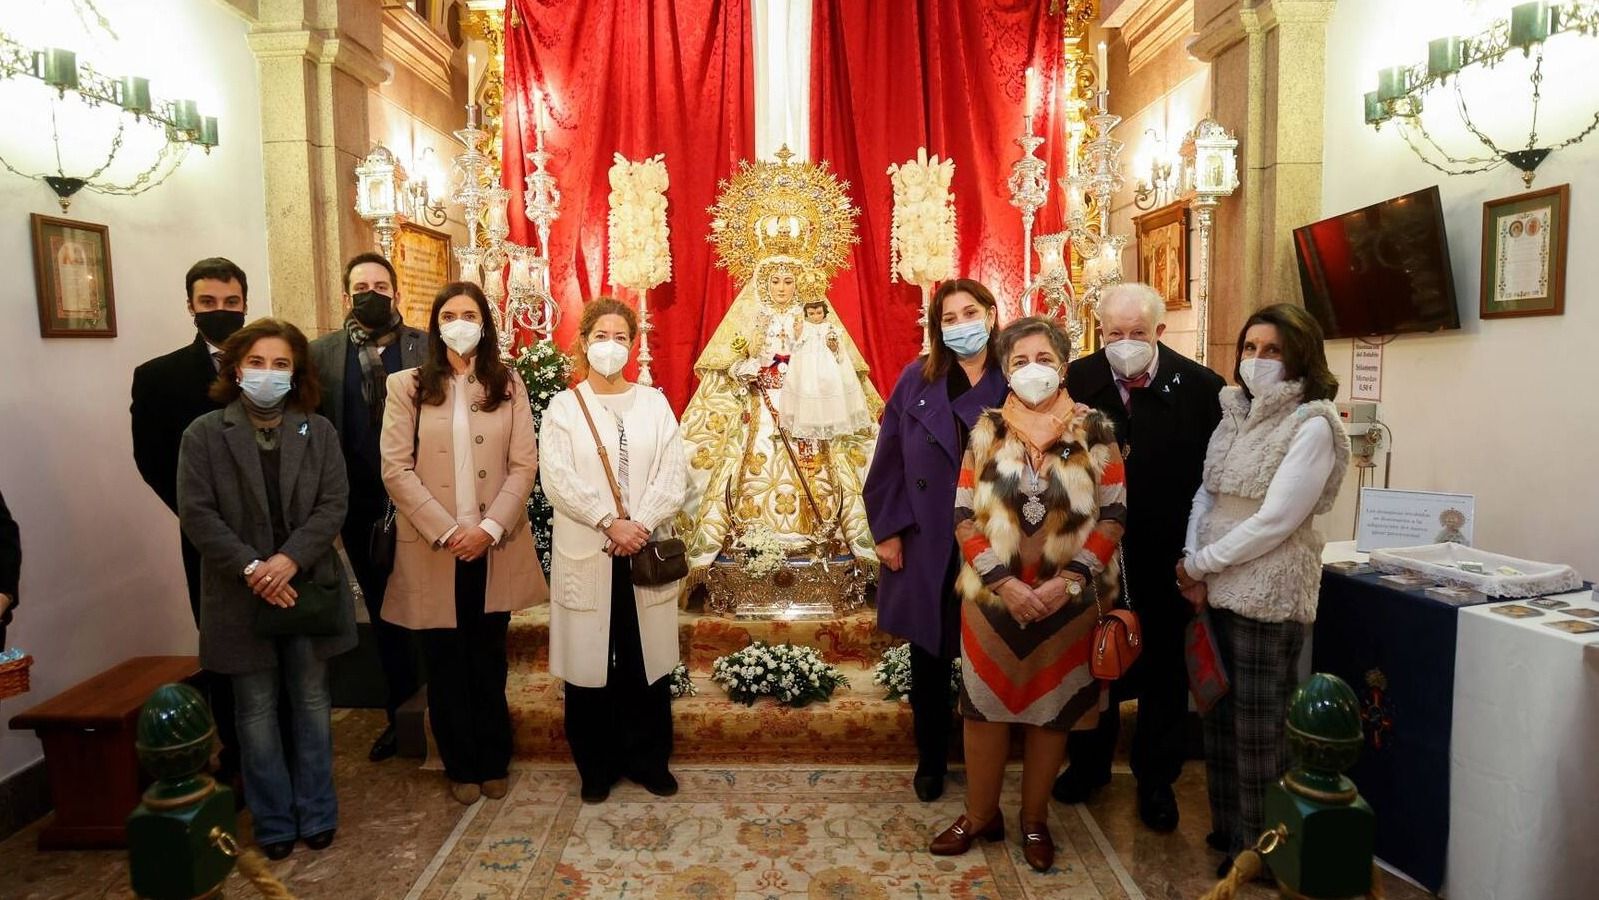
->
[243, 559, 263, 578]
[598, 513, 616, 530]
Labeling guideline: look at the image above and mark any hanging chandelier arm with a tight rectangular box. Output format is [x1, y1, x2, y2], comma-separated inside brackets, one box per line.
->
[1451, 78, 1507, 157]
[1396, 124, 1500, 177]
[1397, 118, 1500, 168]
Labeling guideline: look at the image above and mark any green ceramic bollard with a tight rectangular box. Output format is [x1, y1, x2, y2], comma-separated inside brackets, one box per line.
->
[1261, 673, 1377, 898]
[126, 683, 238, 899]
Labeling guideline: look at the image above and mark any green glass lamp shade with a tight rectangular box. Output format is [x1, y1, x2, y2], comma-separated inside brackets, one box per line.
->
[1284, 674, 1364, 802]
[1428, 36, 1464, 79]
[136, 683, 217, 783]
[1510, 2, 1557, 49]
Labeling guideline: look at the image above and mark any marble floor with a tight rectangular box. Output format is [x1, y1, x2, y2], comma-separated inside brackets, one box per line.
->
[0, 710, 1434, 899]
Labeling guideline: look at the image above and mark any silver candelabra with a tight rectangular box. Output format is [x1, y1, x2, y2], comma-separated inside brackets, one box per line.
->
[1007, 119, 1049, 313]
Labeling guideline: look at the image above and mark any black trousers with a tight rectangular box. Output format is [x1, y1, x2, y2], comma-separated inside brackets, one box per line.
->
[564, 556, 674, 789]
[909, 546, 962, 775]
[1067, 584, 1191, 790]
[342, 516, 421, 723]
[419, 559, 511, 784]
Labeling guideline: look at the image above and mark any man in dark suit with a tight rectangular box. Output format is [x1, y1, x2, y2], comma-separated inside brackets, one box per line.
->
[1, 490, 19, 648]
[309, 252, 426, 762]
[130, 257, 250, 779]
[1054, 282, 1224, 833]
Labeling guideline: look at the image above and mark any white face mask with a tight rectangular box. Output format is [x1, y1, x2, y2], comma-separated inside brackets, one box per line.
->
[586, 339, 630, 378]
[1008, 362, 1062, 406]
[1104, 339, 1155, 379]
[439, 319, 483, 356]
[1238, 357, 1286, 394]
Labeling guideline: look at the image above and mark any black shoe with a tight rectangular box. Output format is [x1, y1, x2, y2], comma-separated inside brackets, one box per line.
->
[304, 829, 336, 851]
[1137, 784, 1179, 833]
[633, 770, 679, 797]
[261, 840, 294, 861]
[913, 774, 945, 803]
[580, 781, 611, 803]
[368, 725, 398, 762]
[1051, 767, 1109, 804]
[1206, 830, 1231, 852]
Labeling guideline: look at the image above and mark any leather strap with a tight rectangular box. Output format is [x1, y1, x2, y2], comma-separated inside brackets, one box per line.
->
[572, 387, 627, 519]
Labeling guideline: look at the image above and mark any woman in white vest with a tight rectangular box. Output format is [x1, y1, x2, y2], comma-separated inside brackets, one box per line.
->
[1176, 303, 1350, 876]
[539, 298, 687, 804]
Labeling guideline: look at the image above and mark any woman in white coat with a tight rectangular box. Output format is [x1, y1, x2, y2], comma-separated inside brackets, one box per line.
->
[539, 297, 688, 803]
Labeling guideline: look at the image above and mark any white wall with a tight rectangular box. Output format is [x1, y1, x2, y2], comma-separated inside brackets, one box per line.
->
[0, 0, 269, 780]
[1317, 0, 1599, 577]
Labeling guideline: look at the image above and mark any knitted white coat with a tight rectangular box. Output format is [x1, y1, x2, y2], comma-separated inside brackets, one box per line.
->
[1194, 381, 1349, 623]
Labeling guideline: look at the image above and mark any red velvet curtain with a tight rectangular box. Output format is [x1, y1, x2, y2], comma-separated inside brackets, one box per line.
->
[502, 0, 755, 410]
[810, 0, 1071, 389]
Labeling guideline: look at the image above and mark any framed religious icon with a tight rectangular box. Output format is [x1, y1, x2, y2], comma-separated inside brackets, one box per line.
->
[1480, 183, 1568, 319]
[31, 213, 116, 337]
[394, 223, 452, 326]
[1134, 200, 1190, 309]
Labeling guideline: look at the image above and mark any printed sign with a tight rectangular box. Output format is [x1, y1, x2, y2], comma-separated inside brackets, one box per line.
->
[1356, 488, 1475, 553]
[1352, 343, 1382, 401]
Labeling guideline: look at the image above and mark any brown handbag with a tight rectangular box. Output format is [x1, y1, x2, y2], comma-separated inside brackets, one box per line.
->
[571, 388, 688, 588]
[1088, 550, 1143, 680]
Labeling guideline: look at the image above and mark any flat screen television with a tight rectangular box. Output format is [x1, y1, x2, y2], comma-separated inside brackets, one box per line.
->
[1293, 185, 1461, 339]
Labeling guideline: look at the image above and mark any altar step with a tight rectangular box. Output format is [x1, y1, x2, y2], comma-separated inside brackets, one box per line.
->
[506, 606, 900, 673]
[507, 661, 920, 763]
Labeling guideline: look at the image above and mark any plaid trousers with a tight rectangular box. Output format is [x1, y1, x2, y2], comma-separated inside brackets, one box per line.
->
[1202, 607, 1306, 855]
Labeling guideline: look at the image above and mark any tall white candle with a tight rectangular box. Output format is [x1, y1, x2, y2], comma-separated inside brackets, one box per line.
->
[469, 52, 477, 87]
[1097, 42, 1108, 91]
[1025, 66, 1037, 117]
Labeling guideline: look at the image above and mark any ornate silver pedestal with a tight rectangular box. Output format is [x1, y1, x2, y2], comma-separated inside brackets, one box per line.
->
[704, 555, 869, 620]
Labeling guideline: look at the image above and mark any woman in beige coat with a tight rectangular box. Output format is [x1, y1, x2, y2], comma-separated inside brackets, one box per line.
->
[380, 282, 547, 805]
[539, 298, 687, 803]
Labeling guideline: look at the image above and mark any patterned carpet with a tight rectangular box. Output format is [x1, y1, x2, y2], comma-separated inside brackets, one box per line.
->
[407, 767, 1140, 899]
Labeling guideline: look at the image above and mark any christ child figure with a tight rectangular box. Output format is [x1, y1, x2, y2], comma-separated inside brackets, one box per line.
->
[777, 299, 873, 440]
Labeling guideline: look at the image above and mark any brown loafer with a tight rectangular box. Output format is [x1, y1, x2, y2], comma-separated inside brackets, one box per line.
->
[930, 813, 1005, 855]
[1021, 820, 1055, 872]
[481, 778, 509, 800]
[449, 781, 481, 805]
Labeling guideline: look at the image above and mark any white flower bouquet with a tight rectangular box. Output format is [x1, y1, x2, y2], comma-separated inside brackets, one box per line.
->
[729, 522, 786, 579]
[606, 152, 672, 292]
[711, 641, 849, 708]
[669, 662, 697, 699]
[887, 147, 957, 286]
[872, 643, 962, 703]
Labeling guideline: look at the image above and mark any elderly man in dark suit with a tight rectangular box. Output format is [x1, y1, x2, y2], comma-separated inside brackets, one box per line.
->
[308, 252, 426, 762]
[1054, 282, 1224, 833]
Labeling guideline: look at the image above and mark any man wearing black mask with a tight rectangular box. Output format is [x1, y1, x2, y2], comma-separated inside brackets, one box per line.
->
[131, 257, 249, 781]
[309, 252, 426, 762]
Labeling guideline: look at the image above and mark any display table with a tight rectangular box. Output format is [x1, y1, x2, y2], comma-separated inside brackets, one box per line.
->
[1447, 589, 1599, 900]
[1312, 559, 1484, 891]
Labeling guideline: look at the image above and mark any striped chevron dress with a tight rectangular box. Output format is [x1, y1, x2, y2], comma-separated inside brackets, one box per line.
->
[953, 400, 1127, 730]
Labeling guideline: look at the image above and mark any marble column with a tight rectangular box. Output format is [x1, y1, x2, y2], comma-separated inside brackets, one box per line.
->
[247, 0, 387, 333]
[1190, 0, 1336, 366]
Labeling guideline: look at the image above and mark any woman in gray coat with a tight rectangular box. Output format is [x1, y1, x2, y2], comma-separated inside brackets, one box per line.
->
[178, 317, 355, 861]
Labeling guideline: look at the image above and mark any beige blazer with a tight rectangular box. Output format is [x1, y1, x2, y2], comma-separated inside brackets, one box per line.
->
[379, 367, 548, 628]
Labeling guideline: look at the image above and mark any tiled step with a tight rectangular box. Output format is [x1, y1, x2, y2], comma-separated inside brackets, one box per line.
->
[508, 660, 922, 763]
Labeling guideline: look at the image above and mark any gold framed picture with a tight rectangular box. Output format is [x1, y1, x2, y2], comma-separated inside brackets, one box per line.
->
[1134, 200, 1190, 310]
[1480, 183, 1568, 319]
[31, 213, 116, 338]
[394, 223, 453, 327]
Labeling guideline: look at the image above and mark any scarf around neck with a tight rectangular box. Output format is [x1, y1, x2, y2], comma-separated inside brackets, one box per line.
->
[1000, 389, 1078, 468]
[346, 314, 402, 427]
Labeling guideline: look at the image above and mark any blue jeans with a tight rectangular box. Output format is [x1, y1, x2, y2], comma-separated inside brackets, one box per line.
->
[232, 637, 337, 844]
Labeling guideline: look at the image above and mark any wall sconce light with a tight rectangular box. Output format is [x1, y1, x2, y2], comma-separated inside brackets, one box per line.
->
[1364, 0, 1599, 186]
[1133, 129, 1181, 211]
[354, 144, 408, 259]
[1180, 117, 1240, 367]
[0, 27, 221, 211]
[406, 146, 448, 227]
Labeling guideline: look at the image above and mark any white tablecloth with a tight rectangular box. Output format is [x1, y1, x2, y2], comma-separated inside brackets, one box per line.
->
[1447, 589, 1599, 900]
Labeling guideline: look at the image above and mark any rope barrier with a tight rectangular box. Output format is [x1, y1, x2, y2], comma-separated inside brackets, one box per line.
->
[208, 827, 297, 900]
[1196, 826, 1388, 900]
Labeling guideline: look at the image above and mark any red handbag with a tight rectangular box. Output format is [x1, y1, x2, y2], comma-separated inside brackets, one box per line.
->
[1090, 592, 1142, 680]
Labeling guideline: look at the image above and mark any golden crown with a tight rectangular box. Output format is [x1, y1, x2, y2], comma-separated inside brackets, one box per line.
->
[707, 145, 858, 285]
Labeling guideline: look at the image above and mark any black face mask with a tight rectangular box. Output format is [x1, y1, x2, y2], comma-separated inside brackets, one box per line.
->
[194, 309, 245, 345]
[351, 290, 396, 328]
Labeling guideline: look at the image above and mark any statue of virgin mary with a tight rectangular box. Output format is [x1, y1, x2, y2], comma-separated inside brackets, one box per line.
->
[679, 148, 881, 616]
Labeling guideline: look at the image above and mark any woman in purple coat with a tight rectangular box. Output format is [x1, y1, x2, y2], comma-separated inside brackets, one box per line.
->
[865, 279, 1008, 802]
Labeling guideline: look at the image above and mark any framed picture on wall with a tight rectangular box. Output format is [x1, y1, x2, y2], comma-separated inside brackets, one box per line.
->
[1480, 183, 1568, 319]
[31, 213, 116, 338]
[394, 223, 453, 327]
[1134, 200, 1190, 310]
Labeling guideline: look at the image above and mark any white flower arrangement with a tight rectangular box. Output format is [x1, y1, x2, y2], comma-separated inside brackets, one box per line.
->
[729, 522, 786, 579]
[887, 147, 957, 286]
[872, 643, 962, 703]
[711, 641, 849, 707]
[669, 663, 697, 699]
[606, 152, 672, 292]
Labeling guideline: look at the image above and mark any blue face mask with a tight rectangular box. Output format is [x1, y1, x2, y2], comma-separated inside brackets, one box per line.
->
[239, 369, 293, 408]
[941, 319, 990, 358]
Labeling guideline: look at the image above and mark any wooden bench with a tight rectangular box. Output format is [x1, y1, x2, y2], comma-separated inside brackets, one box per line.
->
[8, 655, 201, 849]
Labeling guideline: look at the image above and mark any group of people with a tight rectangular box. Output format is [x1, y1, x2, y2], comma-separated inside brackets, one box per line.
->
[131, 256, 686, 860]
[128, 253, 1347, 877]
[866, 280, 1348, 873]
